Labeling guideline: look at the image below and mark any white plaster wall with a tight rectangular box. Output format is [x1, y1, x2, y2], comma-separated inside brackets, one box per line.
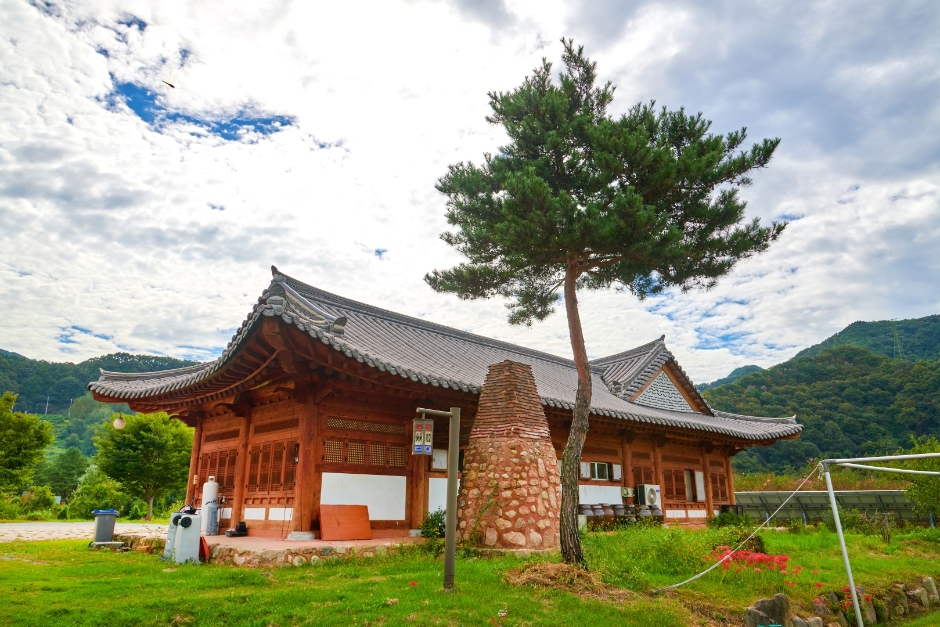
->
[428, 477, 448, 514]
[321, 473, 407, 520]
[578, 485, 624, 505]
[243, 507, 266, 520]
[269, 507, 293, 521]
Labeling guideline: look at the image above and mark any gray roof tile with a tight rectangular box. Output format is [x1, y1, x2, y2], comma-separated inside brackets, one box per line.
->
[89, 268, 801, 442]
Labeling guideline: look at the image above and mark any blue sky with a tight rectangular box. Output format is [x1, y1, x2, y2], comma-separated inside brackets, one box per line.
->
[1, 0, 938, 383]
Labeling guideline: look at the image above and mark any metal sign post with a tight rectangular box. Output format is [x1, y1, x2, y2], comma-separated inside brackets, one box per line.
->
[416, 406, 461, 590]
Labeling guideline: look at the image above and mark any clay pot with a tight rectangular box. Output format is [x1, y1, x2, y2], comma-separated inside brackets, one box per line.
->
[651, 506, 664, 521]
[602, 505, 616, 522]
[637, 505, 652, 518]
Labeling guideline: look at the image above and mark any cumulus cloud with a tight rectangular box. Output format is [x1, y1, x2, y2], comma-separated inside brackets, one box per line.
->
[1, 0, 938, 384]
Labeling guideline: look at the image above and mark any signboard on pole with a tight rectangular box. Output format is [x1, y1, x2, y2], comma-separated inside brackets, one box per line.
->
[413, 418, 434, 455]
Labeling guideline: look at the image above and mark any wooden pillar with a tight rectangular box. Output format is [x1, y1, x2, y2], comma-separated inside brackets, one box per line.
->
[230, 410, 252, 525]
[652, 437, 664, 521]
[294, 397, 320, 532]
[411, 436, 428, 527]
[185, 416, 203, 506]
[701, 447, 714, 518]
[621, 437, 630, 498]
[725, 449, 737, 505]
[621, 431, 635, 502]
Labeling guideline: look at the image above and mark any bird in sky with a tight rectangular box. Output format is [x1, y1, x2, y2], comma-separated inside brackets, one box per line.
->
[162, 80, 175, 88]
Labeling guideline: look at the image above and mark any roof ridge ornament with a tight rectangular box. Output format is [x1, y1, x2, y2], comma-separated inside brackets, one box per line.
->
[264, 279, 346, 335]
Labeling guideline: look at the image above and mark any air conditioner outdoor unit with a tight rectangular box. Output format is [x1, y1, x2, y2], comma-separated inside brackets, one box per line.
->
[637, 484, 661, 507]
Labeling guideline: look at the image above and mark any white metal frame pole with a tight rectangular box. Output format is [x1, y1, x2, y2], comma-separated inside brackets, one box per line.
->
[443, 406, 461, 590]
[823, 463, 865, 627]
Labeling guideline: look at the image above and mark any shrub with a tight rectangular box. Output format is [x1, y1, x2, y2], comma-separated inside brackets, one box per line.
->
[68, 467, 127, 519]
[20, 485, 56, 512]
[421, 508, 446, 539]
[125, 498, 148, 520]
[0, 496, 21, 520]
[707, 511, 752, 528]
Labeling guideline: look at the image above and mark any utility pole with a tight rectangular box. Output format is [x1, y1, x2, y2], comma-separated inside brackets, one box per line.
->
[45, 396, 49, 415]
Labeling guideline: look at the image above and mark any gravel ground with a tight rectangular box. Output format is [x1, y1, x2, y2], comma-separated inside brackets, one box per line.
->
[0, 521, 167, 543]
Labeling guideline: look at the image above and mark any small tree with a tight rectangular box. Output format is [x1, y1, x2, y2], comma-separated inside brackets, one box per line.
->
[426, 40, 785, 565]
[68, 467, 127, 519]
[94, 412, 192, 520]
[0, 392, 54, 494]
[34, 447, 89, 499]
[905, 436, 940, 516]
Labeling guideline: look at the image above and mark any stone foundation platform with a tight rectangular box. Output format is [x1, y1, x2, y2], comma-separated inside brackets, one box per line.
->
[113, 531, 422, 567]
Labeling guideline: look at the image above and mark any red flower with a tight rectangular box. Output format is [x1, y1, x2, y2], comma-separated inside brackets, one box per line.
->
[409, 581, 417, 587]
[811, 569, 820, 574]
[785, 581, 795, 586]
[815, 583, 824, 588]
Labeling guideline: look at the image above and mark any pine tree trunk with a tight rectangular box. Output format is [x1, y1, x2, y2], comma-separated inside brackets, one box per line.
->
[146, 495, 154, 521]
[559, 256, 592, 566]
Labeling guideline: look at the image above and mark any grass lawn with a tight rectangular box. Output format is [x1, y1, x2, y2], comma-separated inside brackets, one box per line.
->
[2, 525, 939, 626]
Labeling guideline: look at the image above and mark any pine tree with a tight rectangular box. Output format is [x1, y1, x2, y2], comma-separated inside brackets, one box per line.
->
[426, 40, 786, 565]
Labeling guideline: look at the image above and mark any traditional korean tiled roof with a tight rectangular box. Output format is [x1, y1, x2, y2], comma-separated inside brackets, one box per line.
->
[89, 268, 801, 442]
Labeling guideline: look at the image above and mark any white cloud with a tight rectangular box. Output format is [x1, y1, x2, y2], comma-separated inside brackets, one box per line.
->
[1, 0, 939, 385]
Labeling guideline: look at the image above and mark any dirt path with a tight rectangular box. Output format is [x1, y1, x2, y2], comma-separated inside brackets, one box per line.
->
[0, 521, 167, 543]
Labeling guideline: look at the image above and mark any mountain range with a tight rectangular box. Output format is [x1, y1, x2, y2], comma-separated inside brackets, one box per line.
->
[701, 314, 940, 473]
[2, 314, 938, 471]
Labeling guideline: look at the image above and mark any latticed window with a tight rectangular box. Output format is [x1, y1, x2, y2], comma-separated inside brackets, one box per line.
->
[348, 441, 366, 465]
[324, 440, 344, 463]
[388, 444, 406, 467]
[322, 439, 407, 468]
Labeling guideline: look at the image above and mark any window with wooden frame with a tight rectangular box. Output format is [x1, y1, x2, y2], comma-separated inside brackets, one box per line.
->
[662, 468, 689, 501]
[321, 438, 408, 469]
[631, 451, 654, 487]
[246, 438, 298, 494]
[196, 449, 238, 503]
[710, 472, 729, 502]
[632, 465, 654, 486]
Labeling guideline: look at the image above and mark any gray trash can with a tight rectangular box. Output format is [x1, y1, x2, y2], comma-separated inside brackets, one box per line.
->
[92, 509, 119, 543]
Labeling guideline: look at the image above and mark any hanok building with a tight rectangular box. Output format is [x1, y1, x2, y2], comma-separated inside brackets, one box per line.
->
[89, 267, 800, 544]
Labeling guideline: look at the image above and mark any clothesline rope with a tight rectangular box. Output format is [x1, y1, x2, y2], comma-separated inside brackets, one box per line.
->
[652, 465, 820, 594]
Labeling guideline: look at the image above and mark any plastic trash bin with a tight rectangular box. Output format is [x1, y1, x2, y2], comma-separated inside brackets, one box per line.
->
[92, 509, 119, 543]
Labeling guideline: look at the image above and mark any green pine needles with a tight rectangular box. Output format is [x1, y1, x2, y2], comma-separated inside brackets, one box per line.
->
[427, 39, 785, 324]
[426, 39, 786, 565]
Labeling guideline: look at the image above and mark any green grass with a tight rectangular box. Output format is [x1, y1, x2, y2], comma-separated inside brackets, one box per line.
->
[0, 540, 687, 627]
[584, 525, 940, 621]
[3, 526, 939, 626]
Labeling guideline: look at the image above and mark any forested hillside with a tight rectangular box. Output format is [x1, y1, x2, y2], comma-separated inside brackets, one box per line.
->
[704, 345, 940, 473]
[697, 364, 764, 391]
[0, 351, 199, 415]
[794, 314, 940, 361]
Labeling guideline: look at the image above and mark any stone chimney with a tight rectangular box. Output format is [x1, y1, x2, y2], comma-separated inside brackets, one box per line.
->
[457, 360, 561, 550]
